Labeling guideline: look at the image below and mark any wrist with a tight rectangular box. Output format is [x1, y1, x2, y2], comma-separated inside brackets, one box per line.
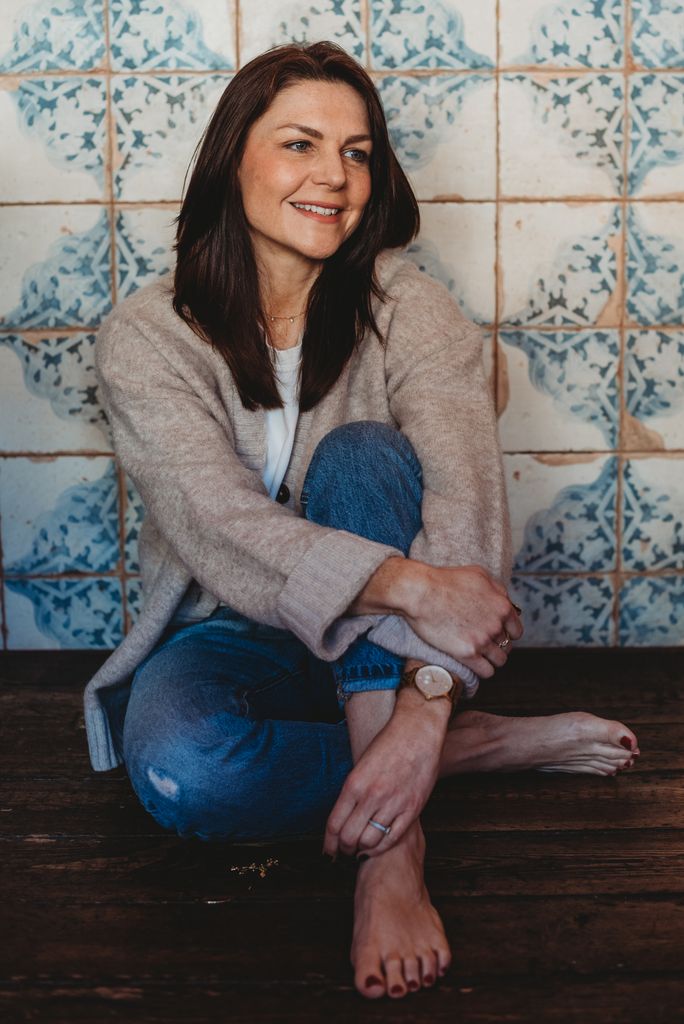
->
[348, 557, 430, 617]
[393, 683, 451, 736]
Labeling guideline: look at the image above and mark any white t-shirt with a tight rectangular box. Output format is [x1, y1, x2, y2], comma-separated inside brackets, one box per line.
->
[262, 341, 302, 500]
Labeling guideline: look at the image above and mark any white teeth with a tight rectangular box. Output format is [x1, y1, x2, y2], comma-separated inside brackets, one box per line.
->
[292, 203, 340, 216]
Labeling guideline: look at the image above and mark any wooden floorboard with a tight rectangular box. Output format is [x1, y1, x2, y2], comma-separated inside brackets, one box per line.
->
[2, 649, 684, 1023]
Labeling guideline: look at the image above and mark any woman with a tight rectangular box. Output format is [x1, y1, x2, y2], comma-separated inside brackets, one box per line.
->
[84, 42, 638, 1000]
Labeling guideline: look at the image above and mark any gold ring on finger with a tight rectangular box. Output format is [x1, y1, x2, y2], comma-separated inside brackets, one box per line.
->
[497, 631, 511, 650]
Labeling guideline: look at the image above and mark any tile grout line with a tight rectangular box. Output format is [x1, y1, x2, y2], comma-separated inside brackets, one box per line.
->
[234, 0, 241, 69]
[493, 0, 501, 414]
[103, 0, 129, 638]
[613, 0, 633, 647]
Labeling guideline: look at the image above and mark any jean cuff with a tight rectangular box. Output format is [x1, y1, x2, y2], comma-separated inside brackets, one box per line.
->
[333, 666, 403, 708]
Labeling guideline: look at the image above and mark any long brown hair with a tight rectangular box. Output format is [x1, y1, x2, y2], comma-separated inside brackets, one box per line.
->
[173, 42, 419, 412]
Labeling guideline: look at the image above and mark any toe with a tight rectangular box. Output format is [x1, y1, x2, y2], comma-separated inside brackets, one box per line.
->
[419, 950, 438, 988]
[402, 957, 421, 993]
[436, 945, 452, 978]
[354, 950, 385, 1000]
[384, 956, 406, 998]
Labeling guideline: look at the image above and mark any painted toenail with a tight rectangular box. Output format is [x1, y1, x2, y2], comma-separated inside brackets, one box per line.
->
[390, 984, 404, 995]
[620, 736, 633, 750]
[408, 980, 419, 991]
[423, 974, 434, 985]
[365, 975, 382, 988]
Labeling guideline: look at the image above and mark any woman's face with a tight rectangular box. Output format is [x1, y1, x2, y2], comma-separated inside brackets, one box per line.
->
[237, 79, 373, 270]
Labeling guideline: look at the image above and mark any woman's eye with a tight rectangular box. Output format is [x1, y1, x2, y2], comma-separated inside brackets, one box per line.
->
[286, 140, 311, 153]
[344, 149, 369, 163]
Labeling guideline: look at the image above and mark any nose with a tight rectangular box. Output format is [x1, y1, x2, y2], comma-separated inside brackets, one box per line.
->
[311, 147, 346, 190]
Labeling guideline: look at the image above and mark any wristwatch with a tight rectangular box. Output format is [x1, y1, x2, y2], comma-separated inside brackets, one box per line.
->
[397, 664, 463, 720]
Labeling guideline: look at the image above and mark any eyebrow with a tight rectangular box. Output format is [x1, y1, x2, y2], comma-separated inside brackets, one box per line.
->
[276, 123, 372, 145]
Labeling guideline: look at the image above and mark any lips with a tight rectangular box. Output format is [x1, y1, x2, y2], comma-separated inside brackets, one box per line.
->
[291, 201, 342, 217]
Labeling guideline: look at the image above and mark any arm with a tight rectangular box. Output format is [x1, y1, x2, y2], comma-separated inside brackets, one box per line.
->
[96, 306, 403, 658]
[323, 660, 450, 860]
[361, 268, 519, 678]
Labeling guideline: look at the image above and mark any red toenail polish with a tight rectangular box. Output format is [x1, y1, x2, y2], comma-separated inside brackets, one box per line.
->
[365, 976, 382, 988]
[423, 974, 434, 985]
[620, 736, 632, 750]
[390, 985, 404, 995]
[408, 980, 419, 991]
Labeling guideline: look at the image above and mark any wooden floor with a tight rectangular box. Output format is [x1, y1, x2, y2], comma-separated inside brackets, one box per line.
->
[3, 649, 684, 1023]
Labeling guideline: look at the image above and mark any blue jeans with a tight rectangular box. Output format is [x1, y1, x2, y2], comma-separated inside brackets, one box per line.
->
[123, 421, 424, 841]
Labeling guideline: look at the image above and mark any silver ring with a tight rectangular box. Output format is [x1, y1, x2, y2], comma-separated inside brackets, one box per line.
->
[498, 633, 511, 650]
[367, 818, 391, 836]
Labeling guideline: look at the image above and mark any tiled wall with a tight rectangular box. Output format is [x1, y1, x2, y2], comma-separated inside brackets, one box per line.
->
[1, 0, 683, 650]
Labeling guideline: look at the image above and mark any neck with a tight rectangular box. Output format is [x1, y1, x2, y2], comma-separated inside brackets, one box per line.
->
[255, 244, 321, 319]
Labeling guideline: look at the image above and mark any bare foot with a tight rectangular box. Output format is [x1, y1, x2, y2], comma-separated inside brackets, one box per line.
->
[440, 710, 639, 777]
[351, 821, 451, 999]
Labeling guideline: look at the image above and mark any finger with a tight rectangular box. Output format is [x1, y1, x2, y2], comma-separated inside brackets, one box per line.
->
[363, 809, 413, 858]
[338, 803, 383, 857]
[483, 640, 509, 669]
[323, 788, 358, 857]
[460, 653, 496, 678]
[357, 818, 391, 853]
[503, 608, 524, 641]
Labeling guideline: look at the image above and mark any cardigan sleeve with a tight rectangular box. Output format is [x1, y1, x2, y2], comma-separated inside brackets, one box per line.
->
[95, 307, 402, 660]
[384, 266, 512, 581]
[363, 266, 511, 690]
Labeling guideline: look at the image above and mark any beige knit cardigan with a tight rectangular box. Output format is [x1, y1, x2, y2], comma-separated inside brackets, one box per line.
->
[84, 250, 512, 771]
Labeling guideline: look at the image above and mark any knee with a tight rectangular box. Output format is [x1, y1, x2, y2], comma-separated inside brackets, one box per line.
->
[124, 723, 259, 841]
[307, 420, 422, 489]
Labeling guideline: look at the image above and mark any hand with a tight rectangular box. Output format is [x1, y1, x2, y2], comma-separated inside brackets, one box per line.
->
[322, 690, 448, 860]
[403, 564, 523, 678]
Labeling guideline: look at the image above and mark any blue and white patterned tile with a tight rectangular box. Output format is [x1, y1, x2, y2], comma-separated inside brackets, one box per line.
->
[377, 75, 496, 200]
[0, 0, 105, 72]
[0, 457, 120, 576]
[629, 75, 684, 197]
[510, 574, 615, 646]
[0, 206, 112, 330]
[631, 0, 684, 68]
[109, 0, 235, 71]
[499, 330, 619, 451]
[500, 203, 622, 327]
[0, 77, 107, 202]
[4, 577, 123, 649]
[125, 576, 142, 630]
[0, 334, 110, 452]
[619, 575, 684, 646]
[239, 0, 365, 64]
[500, 74, 623, 197]
[112, 74, 229, 201]
[625, 330, 684, 449]
[500, 0, 623, 68]
[370, 0, 495, 69]
[124, 478, 144, 574]
[506, 454, 618, 572]
[622, 456, 684, 571]
[115, 207, 176, 300]
[406, 203, 495, 324]
[627, 204, 684, 325]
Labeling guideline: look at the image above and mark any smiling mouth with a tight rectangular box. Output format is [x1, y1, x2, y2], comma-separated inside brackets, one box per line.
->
[291, 202, 342, 217]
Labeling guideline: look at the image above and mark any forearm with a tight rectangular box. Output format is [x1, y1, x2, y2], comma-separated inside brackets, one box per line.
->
[345, 658, 450, 764]
[347, 556, 429, 618]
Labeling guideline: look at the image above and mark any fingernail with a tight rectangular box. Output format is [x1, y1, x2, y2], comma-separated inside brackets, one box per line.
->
[390, 984, 404, 995]
[365, 975, 382, 988]
[620, 736, 633, 751]
[512, 603, 522, 614]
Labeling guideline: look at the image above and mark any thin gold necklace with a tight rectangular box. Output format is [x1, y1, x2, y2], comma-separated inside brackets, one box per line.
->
[264, 310, 306, 324]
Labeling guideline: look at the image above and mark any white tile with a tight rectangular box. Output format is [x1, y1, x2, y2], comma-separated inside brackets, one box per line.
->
[0, 336, 110, 452]
[239, 0, 365, 65]
[407, 203, 495, 323]
[500, 74, 623, 198]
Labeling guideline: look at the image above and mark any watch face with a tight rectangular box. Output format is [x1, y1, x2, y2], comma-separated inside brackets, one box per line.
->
[415, 665, 453, 698]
